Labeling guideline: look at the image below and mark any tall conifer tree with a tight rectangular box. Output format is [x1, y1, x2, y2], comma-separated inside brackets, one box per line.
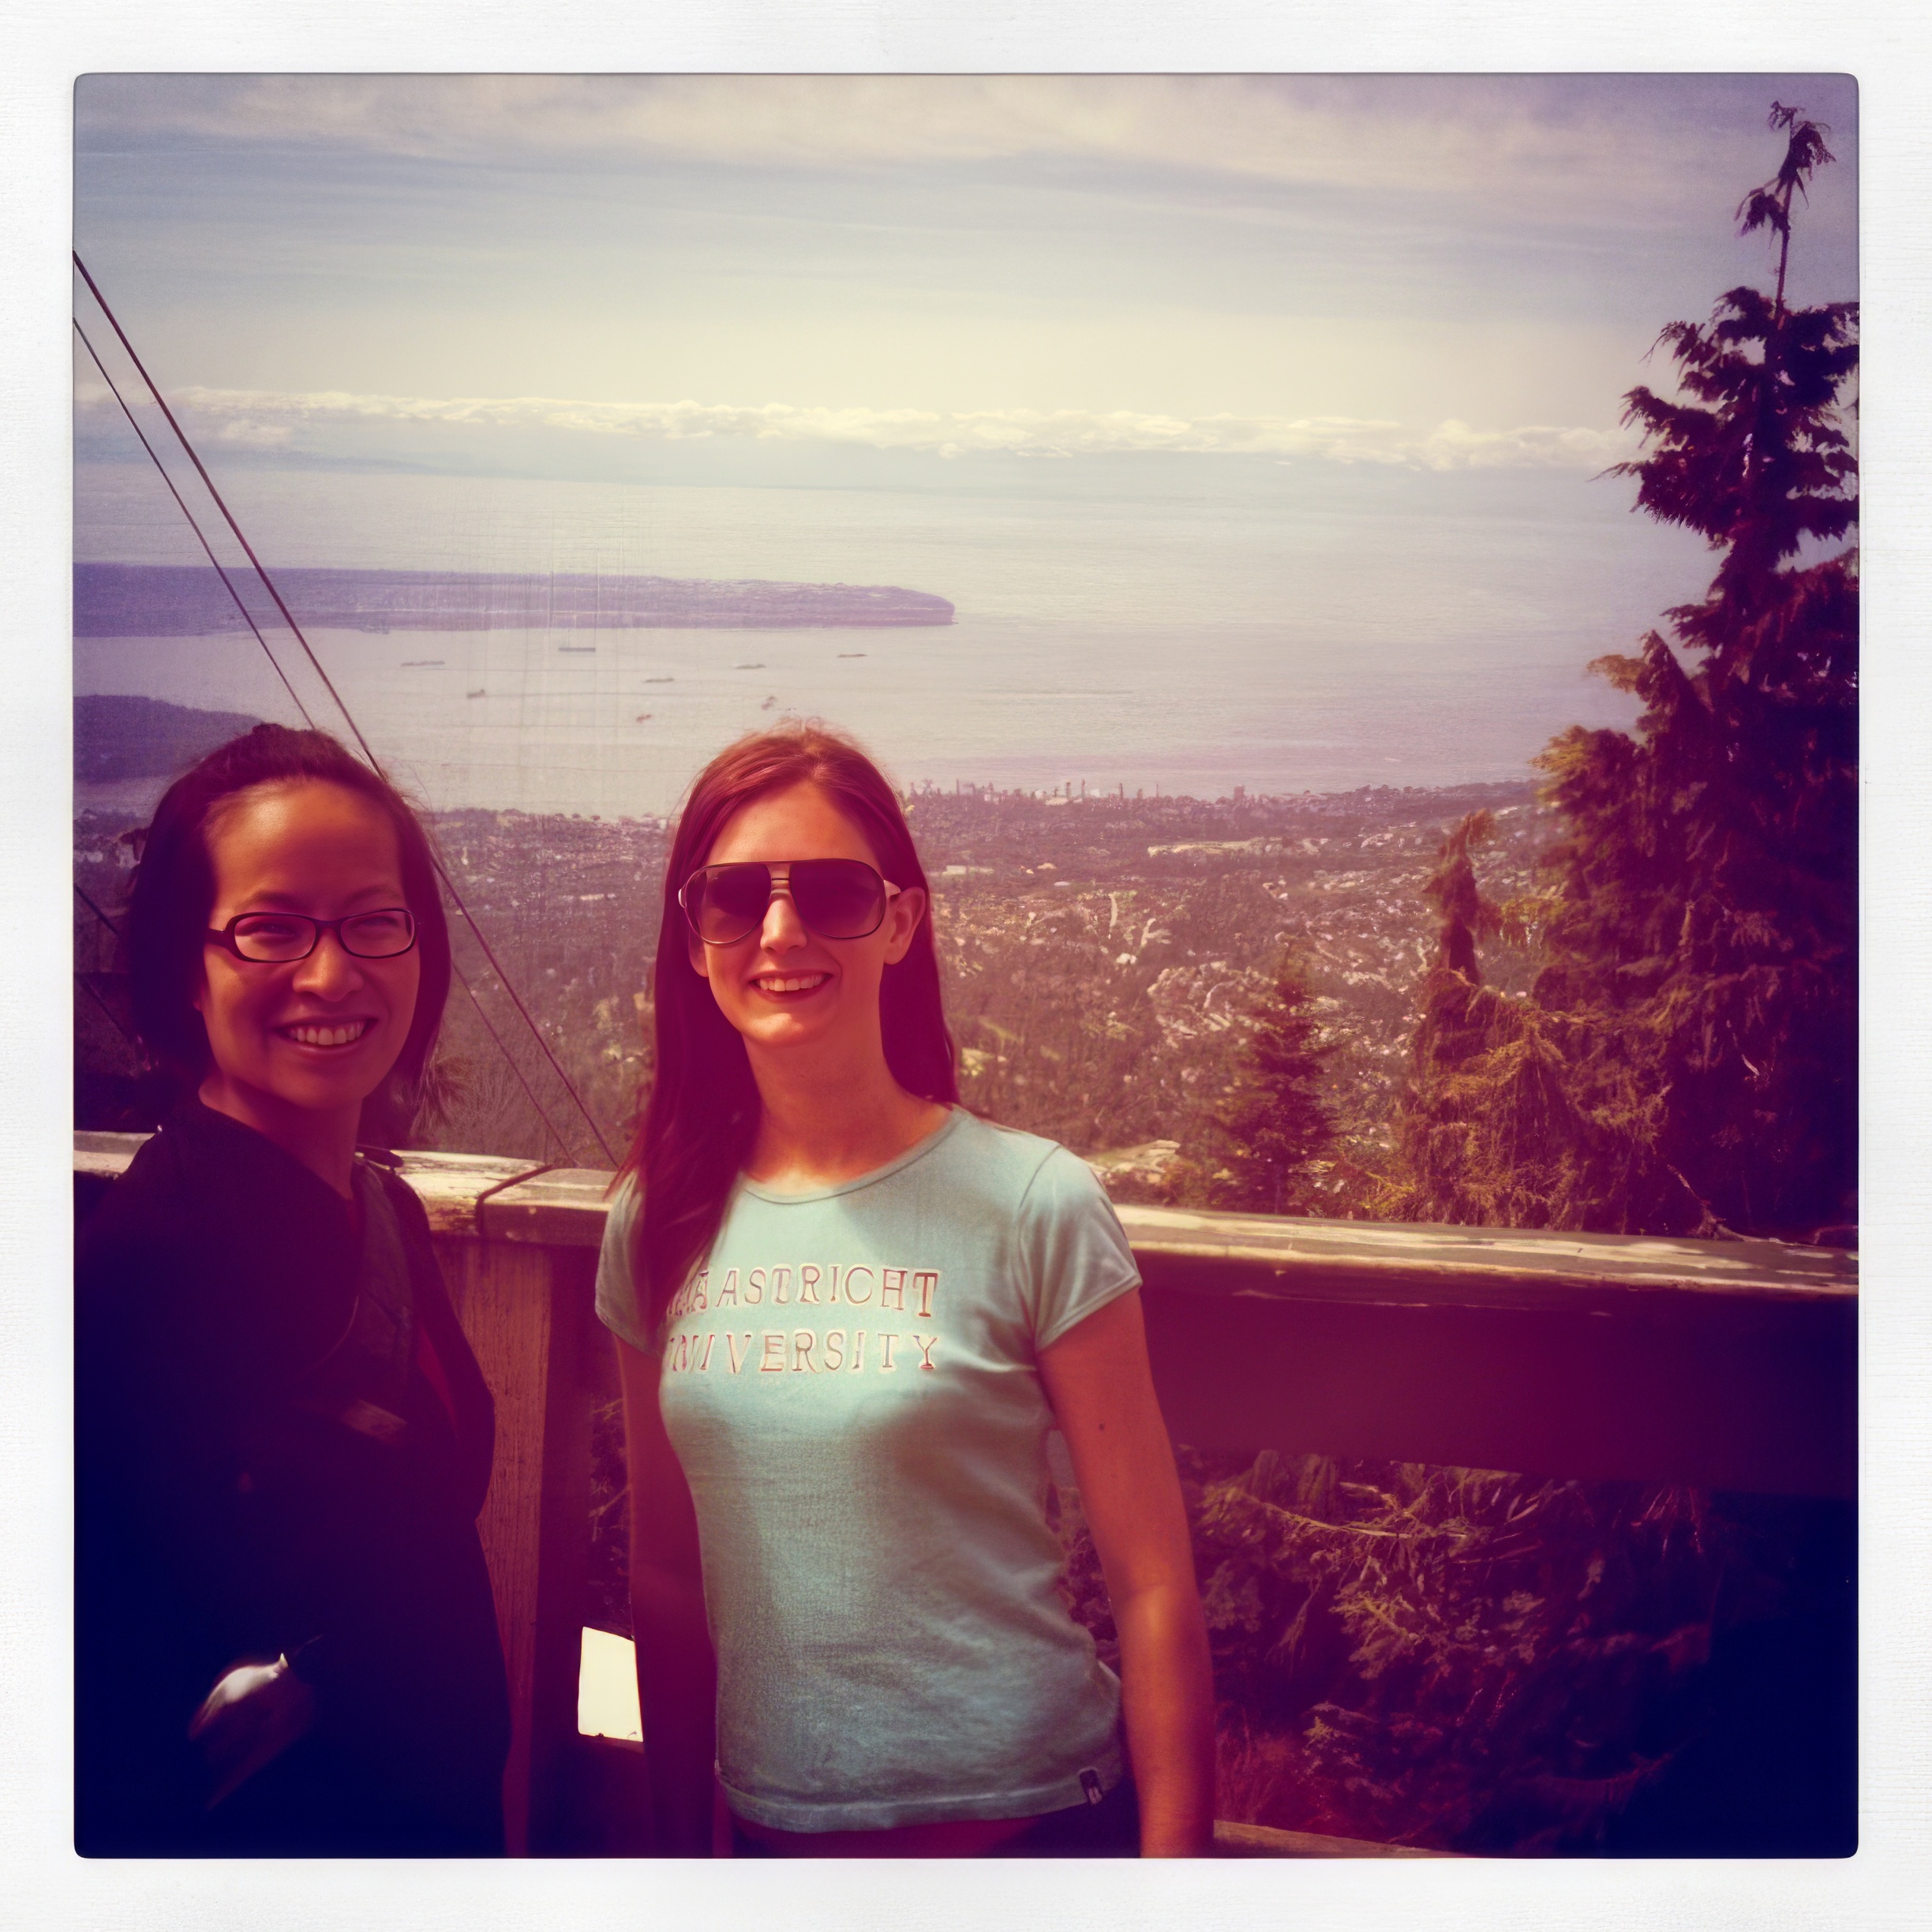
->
[1381, 812, 1698, 1230]
[1214, 950, 1336, 1215]
[1389, 105, 1857, 1239]
[1537, 103, 1856, 1238]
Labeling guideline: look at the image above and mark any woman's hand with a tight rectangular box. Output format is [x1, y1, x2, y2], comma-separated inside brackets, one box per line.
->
[187, 1654, 318, 1808]
[616, 1336, 721, 1855]
[1039, 1290, 1217, 1857]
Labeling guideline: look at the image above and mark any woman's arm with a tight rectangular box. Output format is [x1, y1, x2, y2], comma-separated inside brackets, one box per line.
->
[1038, 1289, 1216, 1857]
[616, 1336, 719, 1855]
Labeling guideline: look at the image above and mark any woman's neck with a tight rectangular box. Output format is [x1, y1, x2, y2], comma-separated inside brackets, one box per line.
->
[743, 1051, 949, 1192]
[196, 1073, 361, 1200]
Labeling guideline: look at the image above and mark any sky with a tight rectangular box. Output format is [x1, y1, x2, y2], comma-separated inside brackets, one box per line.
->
[72, 73, 1859, 495]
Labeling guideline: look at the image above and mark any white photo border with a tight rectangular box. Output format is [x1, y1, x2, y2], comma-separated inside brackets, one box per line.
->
[8, 6, 1926, 1928]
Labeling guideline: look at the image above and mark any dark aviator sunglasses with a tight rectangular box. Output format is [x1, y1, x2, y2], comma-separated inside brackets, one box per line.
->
[680, 859, 901, 947]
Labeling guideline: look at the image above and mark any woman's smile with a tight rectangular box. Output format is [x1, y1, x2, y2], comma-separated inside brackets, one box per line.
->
[751, 971, 831, 999]
[274, 1015, 380, 1050]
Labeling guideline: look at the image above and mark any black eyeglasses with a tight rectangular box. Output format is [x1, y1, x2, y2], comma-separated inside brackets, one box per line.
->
[679, 860, 900, 946]
[206, 908, 419, 964]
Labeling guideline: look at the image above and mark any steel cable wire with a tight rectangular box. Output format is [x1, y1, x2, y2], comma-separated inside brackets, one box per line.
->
[73, 255, 617, 1163]
[73, 320, 317, 728]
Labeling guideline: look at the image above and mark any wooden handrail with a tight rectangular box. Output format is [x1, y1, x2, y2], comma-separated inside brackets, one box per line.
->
[73, 1130, 1857, 1855]
[74, 1133, 1859, 1498]
[74, 1130, 1859, 1301]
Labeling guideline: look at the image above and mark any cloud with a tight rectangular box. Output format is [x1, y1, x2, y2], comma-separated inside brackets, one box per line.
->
[212, 417, 294, 449]
[75, 73, 1836, 226]
[77, 381, 1637, 472]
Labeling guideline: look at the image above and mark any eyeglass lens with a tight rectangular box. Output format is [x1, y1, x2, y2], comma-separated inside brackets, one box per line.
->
[687, 860, 886, 943]
[230, 910, 417, 961]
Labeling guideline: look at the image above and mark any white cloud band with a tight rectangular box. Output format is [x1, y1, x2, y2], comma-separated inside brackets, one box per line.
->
[77, 383, 1635, 472]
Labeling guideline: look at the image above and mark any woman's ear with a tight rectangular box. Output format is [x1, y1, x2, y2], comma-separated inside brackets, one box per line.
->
[687, 931, 712, 979]
[882, 886, 927, 965]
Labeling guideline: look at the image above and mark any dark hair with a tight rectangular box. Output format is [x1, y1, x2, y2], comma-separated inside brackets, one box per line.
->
[125, 724, 452, 1138]
[623, 724, 957, 1325]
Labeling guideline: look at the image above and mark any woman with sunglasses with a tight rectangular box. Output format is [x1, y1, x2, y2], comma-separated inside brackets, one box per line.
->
[76, 725, 509, 1854]
[597, 726, 1215, 1858]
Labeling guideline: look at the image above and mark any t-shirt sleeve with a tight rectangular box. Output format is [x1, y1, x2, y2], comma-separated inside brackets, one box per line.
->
[593, 1175, 657, 1355]
[1016, 1144, 1144, 1351]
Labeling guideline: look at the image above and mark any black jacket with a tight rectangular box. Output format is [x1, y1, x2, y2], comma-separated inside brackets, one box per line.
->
[76, 1101, 511, 1855]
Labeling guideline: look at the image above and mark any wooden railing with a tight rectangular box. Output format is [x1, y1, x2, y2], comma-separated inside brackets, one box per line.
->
[73, 1132, 1857, 1857]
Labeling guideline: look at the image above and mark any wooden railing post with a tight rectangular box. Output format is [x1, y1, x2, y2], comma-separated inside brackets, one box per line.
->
[413, 1158, 614, 1856]
[433, 1235, 593, 1855]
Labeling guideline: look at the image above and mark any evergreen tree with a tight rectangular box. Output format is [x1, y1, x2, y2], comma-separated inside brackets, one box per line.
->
[1534, 103, 1857, 1239]
[1380, 812, 1698, 1231]
[1385, 103, 1856, 1241]
[1213, 949, 1337, 1215]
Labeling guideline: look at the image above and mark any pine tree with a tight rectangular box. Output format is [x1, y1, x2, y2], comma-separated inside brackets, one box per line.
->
[1533, 103, 1857, 1239]
[1383, 103, 1856, 1241]
[1380, 813, 1698, 1231]
[1213, 949, 1337, 1215]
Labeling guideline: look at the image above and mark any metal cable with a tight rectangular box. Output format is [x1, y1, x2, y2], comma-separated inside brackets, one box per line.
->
[75, 968, 141, 1052]
[73, 254, 618, 1164]
[73, 318, 316, 728]
[72, 878, 123, 938]
[426, 864, 616, 1162]
[450, 961, 578, 1165]
[71, 885, 140, 1049]
[75, 253, 376, 766]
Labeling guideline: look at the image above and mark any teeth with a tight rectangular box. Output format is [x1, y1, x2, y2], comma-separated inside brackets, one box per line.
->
[282, 1020, 372, 1047]
[758, 975, 827, 994]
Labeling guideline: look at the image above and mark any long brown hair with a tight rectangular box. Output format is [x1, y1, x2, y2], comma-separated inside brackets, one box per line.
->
[623, 725, 957, 1327]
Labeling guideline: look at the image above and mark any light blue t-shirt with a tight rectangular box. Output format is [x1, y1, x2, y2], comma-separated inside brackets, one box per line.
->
[594, 1106, 1141, 1833]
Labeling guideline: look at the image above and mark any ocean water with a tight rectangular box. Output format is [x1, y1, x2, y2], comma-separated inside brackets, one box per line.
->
[73, 459, 1714, 818]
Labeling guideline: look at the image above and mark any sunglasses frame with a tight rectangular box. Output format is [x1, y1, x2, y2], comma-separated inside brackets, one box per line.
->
[678, 859, 903, 946]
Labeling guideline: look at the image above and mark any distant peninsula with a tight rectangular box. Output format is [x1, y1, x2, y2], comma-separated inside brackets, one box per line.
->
[75, 694, 264, 783]
[74, 564, 955, 636]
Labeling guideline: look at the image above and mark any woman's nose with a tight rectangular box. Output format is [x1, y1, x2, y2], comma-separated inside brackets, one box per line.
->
[293, 930, 367, 997]
[760, 888, 808, 952]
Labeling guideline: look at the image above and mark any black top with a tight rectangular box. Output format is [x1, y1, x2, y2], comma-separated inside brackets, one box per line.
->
[75, 1100, 511, 1855]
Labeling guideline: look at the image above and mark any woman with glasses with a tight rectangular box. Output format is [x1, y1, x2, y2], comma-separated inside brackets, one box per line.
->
[76, 724, 509, 1855]
[597, 726, 1215, 1858]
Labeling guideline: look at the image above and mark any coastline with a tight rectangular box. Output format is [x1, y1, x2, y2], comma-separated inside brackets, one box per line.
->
[73, 563, 957, 635]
